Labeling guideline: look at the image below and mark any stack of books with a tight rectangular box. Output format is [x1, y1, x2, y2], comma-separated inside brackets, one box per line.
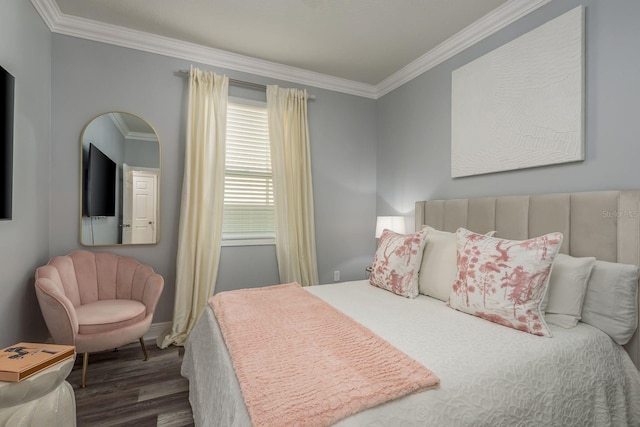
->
[0, 342, 75, 382]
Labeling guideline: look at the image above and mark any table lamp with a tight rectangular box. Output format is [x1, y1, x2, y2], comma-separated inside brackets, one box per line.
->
[375, 216, 406, 238]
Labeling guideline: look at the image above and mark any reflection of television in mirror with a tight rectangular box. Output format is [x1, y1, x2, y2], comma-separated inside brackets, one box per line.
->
[85, 143, 116, 217]
[1, 66, 14, 220]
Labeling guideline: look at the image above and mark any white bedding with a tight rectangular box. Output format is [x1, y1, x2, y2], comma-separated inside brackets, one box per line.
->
[182, 280, 640, 426]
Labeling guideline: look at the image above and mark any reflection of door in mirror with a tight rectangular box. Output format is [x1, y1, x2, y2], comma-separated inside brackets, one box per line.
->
[80, 112, 160, 246]
[123, 165, 158, 244]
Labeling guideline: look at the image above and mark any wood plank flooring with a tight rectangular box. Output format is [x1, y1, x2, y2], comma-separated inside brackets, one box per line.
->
[67, 340, 194, 427]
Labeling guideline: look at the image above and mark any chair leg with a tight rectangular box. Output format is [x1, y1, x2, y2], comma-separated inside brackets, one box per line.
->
[81, 352, 89, 388]
[139, 337, 149, 361]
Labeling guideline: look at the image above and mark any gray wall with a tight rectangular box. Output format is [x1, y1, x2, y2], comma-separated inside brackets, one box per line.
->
[50, 35, 378, 324]
[376, 0, 640, 228]
[125, 138, 160, 169]
[0, 1, 52, 346]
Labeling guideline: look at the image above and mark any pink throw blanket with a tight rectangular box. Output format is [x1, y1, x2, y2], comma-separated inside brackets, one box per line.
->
[209, 283, 439, 427]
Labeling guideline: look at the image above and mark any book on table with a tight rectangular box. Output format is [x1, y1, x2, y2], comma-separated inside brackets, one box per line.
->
[0, 342, 75, 382]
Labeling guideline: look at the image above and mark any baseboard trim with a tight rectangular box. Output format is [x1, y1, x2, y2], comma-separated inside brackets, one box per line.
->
[144, 321, 172, 341]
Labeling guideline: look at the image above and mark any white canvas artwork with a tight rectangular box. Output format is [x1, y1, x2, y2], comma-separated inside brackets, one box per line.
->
[451, 6, 584, 178]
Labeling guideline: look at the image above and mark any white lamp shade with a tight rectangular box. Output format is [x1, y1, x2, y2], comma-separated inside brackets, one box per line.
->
[375, 216, 406, 238]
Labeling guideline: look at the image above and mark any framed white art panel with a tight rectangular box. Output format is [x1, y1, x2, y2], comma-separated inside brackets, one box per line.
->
[451, 6, 584, 178]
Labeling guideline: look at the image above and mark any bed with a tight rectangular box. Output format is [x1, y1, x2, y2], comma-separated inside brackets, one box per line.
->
[182, 190, 640, 426]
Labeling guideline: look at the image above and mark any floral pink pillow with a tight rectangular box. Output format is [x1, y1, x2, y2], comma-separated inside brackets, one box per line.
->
[370, 229, 428, 298]
[448, 228, 563, 337]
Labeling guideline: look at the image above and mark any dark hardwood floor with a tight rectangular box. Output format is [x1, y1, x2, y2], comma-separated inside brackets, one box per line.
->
[67, 340, 194, 427]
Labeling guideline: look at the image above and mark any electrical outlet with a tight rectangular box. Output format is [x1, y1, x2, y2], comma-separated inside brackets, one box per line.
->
[333, 270, 340, 282]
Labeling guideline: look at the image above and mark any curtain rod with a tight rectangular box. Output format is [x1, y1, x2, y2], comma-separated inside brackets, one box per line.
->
[176, 69, 315, 100]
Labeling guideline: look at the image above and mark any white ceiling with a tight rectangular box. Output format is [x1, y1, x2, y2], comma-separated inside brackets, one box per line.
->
[52, 0, 508, 85]
[33, 0, 551, 98]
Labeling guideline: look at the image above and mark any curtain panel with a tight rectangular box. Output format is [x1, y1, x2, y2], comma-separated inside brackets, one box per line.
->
[158, 66, 228, 348]
[267, 85, 319, 286]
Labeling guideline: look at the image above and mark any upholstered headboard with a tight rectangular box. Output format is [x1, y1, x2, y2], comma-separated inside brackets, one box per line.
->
[416, 190, 640, 369]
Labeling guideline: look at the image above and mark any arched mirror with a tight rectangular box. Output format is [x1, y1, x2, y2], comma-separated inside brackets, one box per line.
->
[80, 112, 160, 246]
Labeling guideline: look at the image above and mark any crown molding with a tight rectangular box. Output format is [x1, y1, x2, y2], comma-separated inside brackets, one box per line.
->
[31, 0, 550, 100]
[125, 131, 158, 142]
[108, 113, 129, 139]
[30, 0, 378, 99]
[376, 0, 553, 98]
[108, 113, 157, 142]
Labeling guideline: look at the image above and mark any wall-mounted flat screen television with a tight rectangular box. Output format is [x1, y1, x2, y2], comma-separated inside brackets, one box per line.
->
[85, 143, 116, 217]
[1, 66, 14, 220]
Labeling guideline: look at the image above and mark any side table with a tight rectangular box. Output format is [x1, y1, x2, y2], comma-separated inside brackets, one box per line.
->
[0, 356, 76, 426]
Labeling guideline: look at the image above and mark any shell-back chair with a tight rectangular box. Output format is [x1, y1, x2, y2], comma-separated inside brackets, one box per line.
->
[35, 250, 164, 387]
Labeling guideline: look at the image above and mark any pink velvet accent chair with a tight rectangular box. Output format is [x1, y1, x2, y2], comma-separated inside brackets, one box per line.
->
[35, 250, 164, 387]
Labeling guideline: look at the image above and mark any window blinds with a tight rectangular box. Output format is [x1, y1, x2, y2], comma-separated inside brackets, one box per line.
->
[223, 101, 275, 240]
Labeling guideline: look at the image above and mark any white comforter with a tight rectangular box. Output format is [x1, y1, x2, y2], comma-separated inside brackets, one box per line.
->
[182, 280, 640, 426]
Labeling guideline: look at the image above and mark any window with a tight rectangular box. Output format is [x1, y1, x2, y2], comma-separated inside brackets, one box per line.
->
[222, 99, 274, 244]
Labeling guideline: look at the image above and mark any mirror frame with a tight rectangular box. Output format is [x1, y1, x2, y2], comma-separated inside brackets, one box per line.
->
[79, 111, 161, 246]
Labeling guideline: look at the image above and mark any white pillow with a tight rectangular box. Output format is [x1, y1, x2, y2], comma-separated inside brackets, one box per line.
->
[580, 260, 639, 345]
[544, 253, 596, 328]
[419, 226, 495, 301]
[419, 227, 458, 301]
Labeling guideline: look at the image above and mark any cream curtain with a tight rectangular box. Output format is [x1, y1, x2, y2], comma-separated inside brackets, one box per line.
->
[267, 85, 319, 286]
[158, 66, 228, 348]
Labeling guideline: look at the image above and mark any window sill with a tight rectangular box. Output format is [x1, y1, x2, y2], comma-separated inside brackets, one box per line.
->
[221, 238, 275, 247]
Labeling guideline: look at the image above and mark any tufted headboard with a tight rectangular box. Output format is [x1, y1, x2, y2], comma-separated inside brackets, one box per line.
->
[416, 190, 640, 369]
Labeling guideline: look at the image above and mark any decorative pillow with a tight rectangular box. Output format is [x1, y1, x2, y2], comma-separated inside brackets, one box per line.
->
[544, 253, 596, 328]
[448, 228, 563, 337]
[580, 260, 639, 345]
[419, 226, 495, 301]
[369, 229, 428, 298]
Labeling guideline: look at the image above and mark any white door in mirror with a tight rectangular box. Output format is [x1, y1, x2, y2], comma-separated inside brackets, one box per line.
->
[122, 167, 158, 244]
[131, 172, 157, 244]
